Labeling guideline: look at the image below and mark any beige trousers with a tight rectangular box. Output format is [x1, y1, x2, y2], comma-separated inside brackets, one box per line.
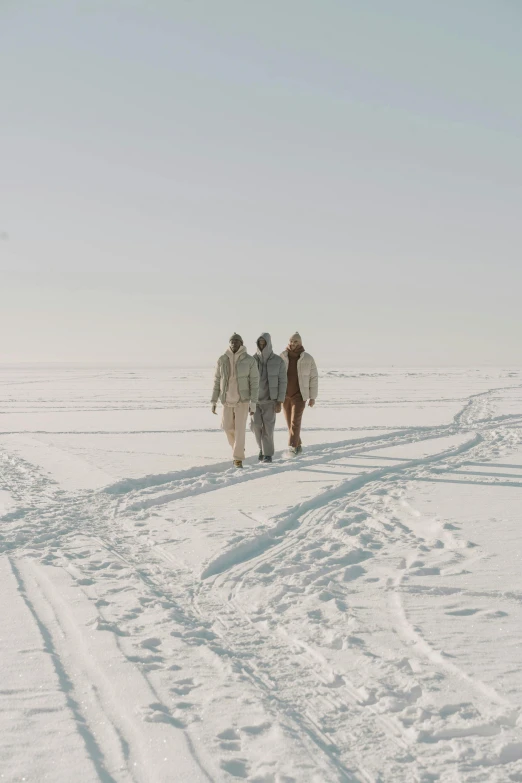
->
[222, 401, 250, 460]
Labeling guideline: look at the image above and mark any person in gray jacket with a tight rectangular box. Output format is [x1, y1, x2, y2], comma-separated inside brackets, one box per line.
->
[211, 333, 259, 468]
[251, 333, 287, 463]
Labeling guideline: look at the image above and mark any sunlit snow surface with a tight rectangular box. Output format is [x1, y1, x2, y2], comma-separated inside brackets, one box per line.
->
[1, 366, 522, 782]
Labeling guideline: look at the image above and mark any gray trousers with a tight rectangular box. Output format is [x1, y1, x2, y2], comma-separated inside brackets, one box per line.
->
[251, 401, 277, 457]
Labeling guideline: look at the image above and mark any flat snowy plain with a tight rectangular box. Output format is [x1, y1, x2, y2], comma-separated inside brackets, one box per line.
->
[1, 365, 522, 783]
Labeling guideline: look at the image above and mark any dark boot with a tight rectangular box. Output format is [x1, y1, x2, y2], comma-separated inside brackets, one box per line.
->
[263, 456, 273, 464]
[258, 451, 264, 461]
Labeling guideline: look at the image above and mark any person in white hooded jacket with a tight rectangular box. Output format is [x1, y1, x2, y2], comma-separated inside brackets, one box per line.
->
[211, 333, 259, 468]
[280, 331, 318, 455]
[251, 332, 287, 463]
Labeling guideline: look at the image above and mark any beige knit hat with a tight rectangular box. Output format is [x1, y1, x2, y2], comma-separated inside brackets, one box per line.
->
[229, 333, 243, 344]
[289, 331, 302, 342]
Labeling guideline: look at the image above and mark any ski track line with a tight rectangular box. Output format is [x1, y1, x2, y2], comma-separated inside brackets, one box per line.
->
[112, 416, 522, 517]
[388, 565, 514, 709]
[8, 557, 120, 783]
[14, 555, 155, 783]
[199, 433, 482, 579]
[110, 426, 440, 507]
[118, 426, 462, 513]
[13, 554, 216, 783]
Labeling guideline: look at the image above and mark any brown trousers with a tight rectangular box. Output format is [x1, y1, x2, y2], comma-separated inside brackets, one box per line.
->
[283, 393, 306, 447]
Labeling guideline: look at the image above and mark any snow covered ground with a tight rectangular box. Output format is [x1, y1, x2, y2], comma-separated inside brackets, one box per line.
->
[1, 365, 522, 783]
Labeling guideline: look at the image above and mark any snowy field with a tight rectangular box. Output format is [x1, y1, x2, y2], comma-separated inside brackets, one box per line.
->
[1, 365, 522, 783]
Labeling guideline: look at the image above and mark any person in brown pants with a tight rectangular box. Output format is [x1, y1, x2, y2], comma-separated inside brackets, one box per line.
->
[280, 332, 319, 455]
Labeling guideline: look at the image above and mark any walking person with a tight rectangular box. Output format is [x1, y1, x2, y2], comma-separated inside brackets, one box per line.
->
[251, 333, 287, 463]
[211, 333, 259, 468]
[280, 332, 318, 455]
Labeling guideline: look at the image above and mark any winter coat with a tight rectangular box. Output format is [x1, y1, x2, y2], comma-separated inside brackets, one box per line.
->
[212, 348, 259, 406]
[254, 333, 288, 403]
[280, 350, 318, 401]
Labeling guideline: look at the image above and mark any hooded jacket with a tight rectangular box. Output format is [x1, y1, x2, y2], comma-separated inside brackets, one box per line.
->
[280, 348, 318, 401]
[211, 346, 259, 406]
[254, 333, 287, 403]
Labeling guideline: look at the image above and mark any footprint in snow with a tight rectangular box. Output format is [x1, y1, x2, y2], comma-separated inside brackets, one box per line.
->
[171, 677, 197, 696]
[217, 728, 239, 740]
[342, 548, 373, 565]
[347, 635, 365, 647]
[121, 607, 143, 620]
[438, 702, 478, 719]
[410, 567, 440, 576]
[343, 564, 366, 582]
[143, 702, 185, 728]
[140, 637, 162, 650]
[240, 721, 271, 735]
[94, 618, 129, 636]
[255, 562, 274, 574]
[318, 590, 335, 602]
[128, 653, 164, 666]
[217, 727, 242, 752]
[445, 608, 480, 616]
[182, 627, 217, 643]
[498, 742, 522, 764]
[335, 514, 368, 529]
[220, 758, 249, 779]
[220, 740, 242, 751]
[109, 562, 127, 571]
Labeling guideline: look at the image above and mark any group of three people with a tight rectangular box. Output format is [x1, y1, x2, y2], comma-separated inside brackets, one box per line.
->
[211, 331, 319, 467]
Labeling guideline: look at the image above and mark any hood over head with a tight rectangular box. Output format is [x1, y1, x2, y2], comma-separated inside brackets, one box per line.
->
[256, 332, 273, 362]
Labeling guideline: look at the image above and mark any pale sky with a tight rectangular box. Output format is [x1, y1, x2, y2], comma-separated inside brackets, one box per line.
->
[2, 0, 521, 366]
